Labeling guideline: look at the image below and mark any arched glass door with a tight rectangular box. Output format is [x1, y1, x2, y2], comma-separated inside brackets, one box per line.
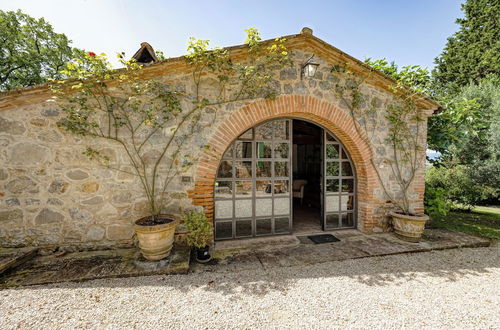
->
[323, 131, 356, 229]
[214, 118, 356, 240]
[214, 119, 292, 240]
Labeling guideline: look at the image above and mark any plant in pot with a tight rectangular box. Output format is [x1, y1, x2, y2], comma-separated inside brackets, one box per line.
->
[50, 29, 291, 258]
[182, 210, 213, 263]
[331, 60, 434, 241]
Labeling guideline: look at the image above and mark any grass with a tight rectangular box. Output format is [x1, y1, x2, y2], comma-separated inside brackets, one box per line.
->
[429, 205, 500, 239]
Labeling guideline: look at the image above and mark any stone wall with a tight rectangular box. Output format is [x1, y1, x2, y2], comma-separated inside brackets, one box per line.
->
[0, 49, 430, 248]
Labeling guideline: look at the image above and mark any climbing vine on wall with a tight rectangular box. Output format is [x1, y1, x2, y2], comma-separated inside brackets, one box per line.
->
[50, 28, 291, 219]
[330, 64, 428, 215]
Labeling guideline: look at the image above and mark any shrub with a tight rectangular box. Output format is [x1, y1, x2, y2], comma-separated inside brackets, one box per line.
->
[425, 165, 494, 210]
[182, 210, 213, 248]
[424, 186, 451, 217]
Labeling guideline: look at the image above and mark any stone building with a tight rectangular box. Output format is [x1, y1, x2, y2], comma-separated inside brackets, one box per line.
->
[0, 28, 439, 249]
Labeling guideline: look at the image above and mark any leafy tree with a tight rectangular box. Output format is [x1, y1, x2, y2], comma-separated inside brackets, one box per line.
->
[428, 77, 498, 162]
[0, 10, 84, 91]
[433, 0, 500, 93]
[364, 58, 432, 95]
[451, 79, 500, 193]
[428, 0, 499, 155]
[425, 165, 496, 210]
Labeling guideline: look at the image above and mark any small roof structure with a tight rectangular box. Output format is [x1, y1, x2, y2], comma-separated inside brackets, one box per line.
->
[131, 42, 158, 64]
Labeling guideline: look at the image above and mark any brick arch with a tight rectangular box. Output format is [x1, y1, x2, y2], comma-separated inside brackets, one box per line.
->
[188, 94, 379, 232]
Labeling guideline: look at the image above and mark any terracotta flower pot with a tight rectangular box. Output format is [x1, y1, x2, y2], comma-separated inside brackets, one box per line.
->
[390, 212, 429, 242]
[134, 214, 179, 261]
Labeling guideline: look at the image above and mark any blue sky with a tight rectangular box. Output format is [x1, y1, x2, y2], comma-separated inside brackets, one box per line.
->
[1, 0, 463, 68]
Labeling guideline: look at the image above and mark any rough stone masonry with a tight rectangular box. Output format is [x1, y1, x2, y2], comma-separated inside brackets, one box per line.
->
[0, 29, 438, 249]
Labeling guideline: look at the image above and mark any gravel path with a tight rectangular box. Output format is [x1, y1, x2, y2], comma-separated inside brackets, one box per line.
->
[1, 246, 499, 329]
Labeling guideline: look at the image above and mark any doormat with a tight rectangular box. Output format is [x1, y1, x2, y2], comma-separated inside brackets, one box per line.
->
[307, 234, 340, 244]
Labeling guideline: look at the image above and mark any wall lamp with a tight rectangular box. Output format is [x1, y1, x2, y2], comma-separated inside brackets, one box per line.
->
[301, 55, 320, 79]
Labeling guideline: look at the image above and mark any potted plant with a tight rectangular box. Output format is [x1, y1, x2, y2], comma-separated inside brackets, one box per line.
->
[389, 212, 429, 242]
[134, 214, 179, 260]
[182, 210, 213, 263]
[331, 60, 432, 241]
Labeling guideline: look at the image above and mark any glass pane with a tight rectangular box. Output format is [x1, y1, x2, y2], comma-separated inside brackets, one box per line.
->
[235, 141, 252, 158]
[256, 218, 272, 235]
[255, 122, 273, 140]
[274, 120, 290, 140]
[238, 128, 253, 140]
[235, 199, 252, 218]
[235, 161, 252, 178]
[341, 213, 354, 227]
[223, 145, 233, 158]
[341, 162, 353, 176]
[274, 143, 289, 158]
[326, 144, 339, 159]
[326, 195, 340, 212]
[326, 179, 340, 192]
[215, 181, 232, 199]
[341, 148, 349, 160]
[341, 179, 354, 193]
[235, 220, 252, 237]
[326, 213, 340, 228]
[274, 161, 289, 177]
[275, 217, 290, 233]
[255, 180, 272, 196]
[235, 181, 252, 197]
[257, 142, 272, 158]
[215, 221, 232, 239]
[256, 199, 273, 216]
[256, 161, 272, 177]
[217, 161, 233, 178]
[274, 180, 289, 195]
[326, 132, 337, 142]
[326, 162, 340, 177]
[274, 198, 290, 215]
[341, 195, 354, 211]
[215, 200, 232, 219]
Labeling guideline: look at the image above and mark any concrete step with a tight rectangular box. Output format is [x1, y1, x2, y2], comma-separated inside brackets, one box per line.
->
[0, 247, 38, 275]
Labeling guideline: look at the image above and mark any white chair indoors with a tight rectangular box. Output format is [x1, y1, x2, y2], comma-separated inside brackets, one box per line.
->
[293, 180, 308, 205]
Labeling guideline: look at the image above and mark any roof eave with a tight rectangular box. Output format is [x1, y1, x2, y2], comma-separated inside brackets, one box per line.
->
[0, 31, 441, 113]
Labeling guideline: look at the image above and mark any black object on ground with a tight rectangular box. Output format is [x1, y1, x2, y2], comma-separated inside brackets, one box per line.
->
[307, 234, 340, 244]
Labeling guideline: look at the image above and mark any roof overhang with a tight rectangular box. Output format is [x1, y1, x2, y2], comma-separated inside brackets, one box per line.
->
[0, 29, 441, 113]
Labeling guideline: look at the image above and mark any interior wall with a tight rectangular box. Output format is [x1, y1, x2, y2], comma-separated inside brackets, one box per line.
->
[292, 120, 322, 209]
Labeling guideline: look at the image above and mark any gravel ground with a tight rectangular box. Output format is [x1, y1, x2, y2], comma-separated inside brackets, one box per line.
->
[1, 246, 499, 329]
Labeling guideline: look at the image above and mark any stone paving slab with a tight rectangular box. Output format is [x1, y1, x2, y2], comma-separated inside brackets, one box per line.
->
[0, 229, 490, 287]
[0, 245, 190, 288]
[193, 229, 491, 273]
[0, 247, 38, 275]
